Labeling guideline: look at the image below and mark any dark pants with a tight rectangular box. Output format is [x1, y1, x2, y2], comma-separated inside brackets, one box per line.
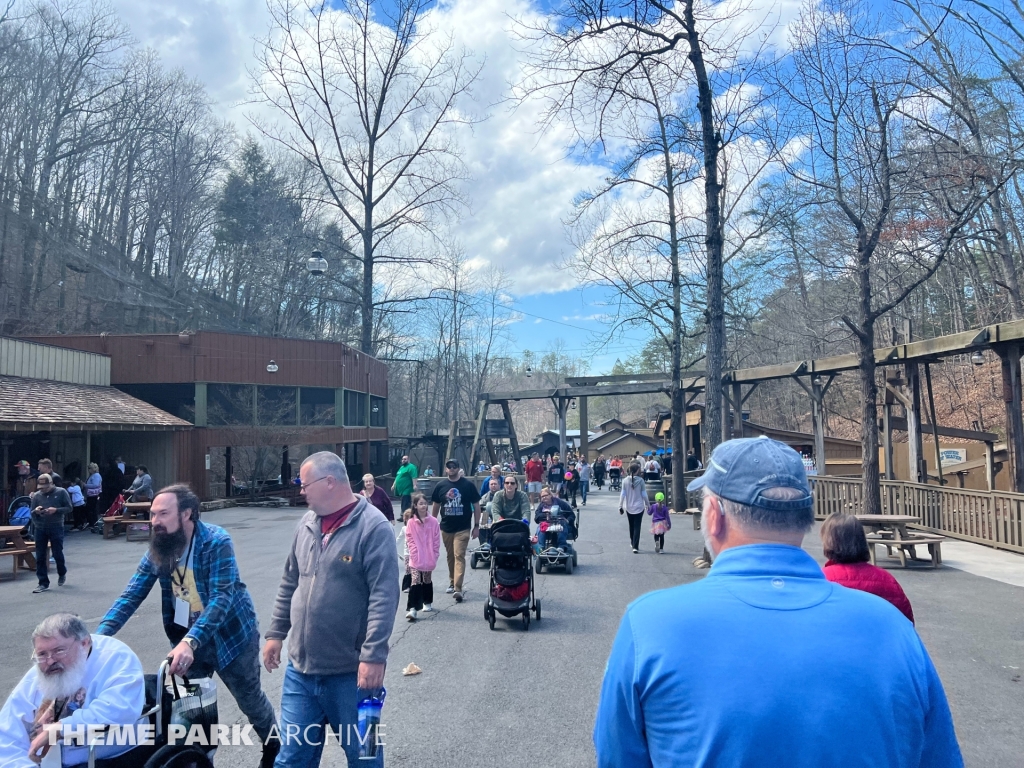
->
[85, 496, 100, 526]
[655, 533, 665, 549]
[627, 512, 644, 550]
[35, 523, 66, 586]
[72, 504, 87, 528]
[407, 581, 434, 611]
[190, 632, 276, 744]
[400, 494, 412, 515]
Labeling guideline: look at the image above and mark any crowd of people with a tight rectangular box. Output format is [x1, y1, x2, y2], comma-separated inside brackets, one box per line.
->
[0, 439, 962, 768]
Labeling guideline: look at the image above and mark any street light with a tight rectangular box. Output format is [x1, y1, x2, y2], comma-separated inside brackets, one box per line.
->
[525, 366, 533, 378]
[971, 350, 985, 366]
[570, 398, 577, 410]
[267, 360, 279, 373]
[307, 250, 328, 276]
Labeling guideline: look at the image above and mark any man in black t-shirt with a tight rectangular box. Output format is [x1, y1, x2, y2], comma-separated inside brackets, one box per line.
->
[430, 459, 481, 603]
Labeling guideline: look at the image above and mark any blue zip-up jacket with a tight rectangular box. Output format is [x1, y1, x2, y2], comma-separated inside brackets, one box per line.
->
[97, 520, 258, 670]
[594, 544, 962, 768]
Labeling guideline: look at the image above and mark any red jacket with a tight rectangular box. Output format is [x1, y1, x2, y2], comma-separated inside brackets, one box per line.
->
[823, 561, 915, 624]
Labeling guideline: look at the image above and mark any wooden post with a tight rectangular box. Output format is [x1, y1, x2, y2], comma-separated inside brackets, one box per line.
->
[905, 363, 924, 483]
[445, 420, 457, 464]
[811, 379, 826, 476]
[882, 400, 894, 481]
[985, 441, 995, 491]
[557, 398, 568, 460]
[924, 364, 944, 486]
[732, 382, 743, 438]
[999, 344, 1024, 493]
[579, 396, 589, 460]
[721, 388, 732, 441]
[468, 401, 487, 469]
[499, 401, 523, 470]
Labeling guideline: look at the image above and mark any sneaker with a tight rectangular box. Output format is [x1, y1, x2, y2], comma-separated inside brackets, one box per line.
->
[445, 585, 455, 594]
[422, 604, 435, 612]
[33, 585, 49, 593]
[58, 575, 66, 586]
[453, 591, 463, 603]
[405, 609, 417, 621]
[632, 548, 639, 554]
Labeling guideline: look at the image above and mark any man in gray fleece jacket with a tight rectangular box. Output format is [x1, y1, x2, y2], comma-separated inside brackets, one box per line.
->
[263, 451, 399, 767]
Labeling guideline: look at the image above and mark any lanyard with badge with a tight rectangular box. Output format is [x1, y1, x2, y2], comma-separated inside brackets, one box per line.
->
[172, 529, 197, 628]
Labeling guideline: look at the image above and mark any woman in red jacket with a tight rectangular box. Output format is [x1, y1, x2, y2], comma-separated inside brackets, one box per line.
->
[820, 513, 915, 623]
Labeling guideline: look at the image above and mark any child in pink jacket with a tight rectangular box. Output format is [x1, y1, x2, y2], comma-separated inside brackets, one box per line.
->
[405, 492, 440, 621]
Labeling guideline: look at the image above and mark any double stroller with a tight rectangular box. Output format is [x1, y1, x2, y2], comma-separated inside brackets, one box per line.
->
[484, 519, 541, 631]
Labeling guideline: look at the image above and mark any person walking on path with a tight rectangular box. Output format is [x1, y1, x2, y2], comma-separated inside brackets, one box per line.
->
[547, 454, 565, 496]
[361, 473, 395, 524]
[647, 492, 671, 553]
[619, 462, 648, 553]
[820, 512, 915, 623]
[98, 484, 279, 767]
[525, 453, 545, 503]
[264, 451, 399, 768]
[492, 475, 531, 521]
[595, 436, 962, 768]
[430, 459, 481, 602]
[577, 458, 592, 505]
[29, 474, 71, 593]
[392, 455, 418, 513]
[84, 462, 102, 531]
[405, 493, 440, 621]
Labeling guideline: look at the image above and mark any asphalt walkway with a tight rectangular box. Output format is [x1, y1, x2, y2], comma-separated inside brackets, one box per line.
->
[0, 489, 1020, 766]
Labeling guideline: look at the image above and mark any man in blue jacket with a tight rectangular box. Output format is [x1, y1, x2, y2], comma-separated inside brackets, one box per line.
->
[98, 484, 277, 767]
[594, 436, 963, 768]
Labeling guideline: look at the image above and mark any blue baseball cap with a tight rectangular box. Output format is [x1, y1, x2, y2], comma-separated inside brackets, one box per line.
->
[686, 436, 813, 511]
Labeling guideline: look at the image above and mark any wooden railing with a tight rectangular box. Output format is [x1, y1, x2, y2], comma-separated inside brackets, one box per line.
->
[810, 475, 1024, 554]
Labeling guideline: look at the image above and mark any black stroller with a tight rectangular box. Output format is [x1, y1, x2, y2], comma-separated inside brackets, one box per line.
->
[84, 659, 216, 767]
[484, 519, 540, 631]
[609, 466, 622, 492]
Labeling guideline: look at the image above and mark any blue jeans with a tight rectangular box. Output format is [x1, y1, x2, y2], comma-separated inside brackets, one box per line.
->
[275, 664, 384, 768]
[35, 523, 65, 586]
[580, 481, 589, 504]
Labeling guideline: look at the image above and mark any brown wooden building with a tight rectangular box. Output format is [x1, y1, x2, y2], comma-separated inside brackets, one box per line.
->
[26, 332, 389, 500]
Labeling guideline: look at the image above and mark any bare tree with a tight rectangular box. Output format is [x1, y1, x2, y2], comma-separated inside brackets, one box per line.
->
[250, 0, 480, 354]
[776, 0, 988, 512]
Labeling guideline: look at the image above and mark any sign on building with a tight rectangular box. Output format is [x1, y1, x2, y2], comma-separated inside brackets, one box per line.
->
[939, 447, 967, 467]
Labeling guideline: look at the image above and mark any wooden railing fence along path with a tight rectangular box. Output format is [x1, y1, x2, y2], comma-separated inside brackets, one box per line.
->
[811, 475, 1024, 554]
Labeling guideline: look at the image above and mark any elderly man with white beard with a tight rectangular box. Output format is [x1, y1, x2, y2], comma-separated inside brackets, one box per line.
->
[0, 613, 145, 767]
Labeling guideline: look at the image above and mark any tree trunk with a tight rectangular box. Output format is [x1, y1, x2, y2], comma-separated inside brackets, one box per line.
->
[683, 0, 725, 453]
[857, 260, 882, 516]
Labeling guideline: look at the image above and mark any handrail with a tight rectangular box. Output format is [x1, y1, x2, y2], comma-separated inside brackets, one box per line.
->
[810, 476, 1024, 554]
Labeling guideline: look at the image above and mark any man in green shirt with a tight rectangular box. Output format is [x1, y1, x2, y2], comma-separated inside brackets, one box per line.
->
[392, 455, 418, 513]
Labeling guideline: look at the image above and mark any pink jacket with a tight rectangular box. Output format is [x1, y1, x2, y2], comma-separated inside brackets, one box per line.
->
[406, 514, 440, 572]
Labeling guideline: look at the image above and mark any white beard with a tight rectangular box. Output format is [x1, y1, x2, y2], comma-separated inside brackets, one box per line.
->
[701, 523, 716, 563]
[37, 653, 88, 702]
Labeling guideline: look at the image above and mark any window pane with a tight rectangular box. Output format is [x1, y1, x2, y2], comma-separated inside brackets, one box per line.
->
[208, 384, 254, 426]
[370, 397, 387, 427]
[301, 388, 336, 426]
[345, 391, 367, 426]
[258, 386, 297, 426]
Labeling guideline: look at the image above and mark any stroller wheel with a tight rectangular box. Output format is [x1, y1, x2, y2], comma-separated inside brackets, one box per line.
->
[486, 605, 496, 630]
[572, 550, 578, 567]
[522, 611, 530, 631]
[470, 553, 478, 569]
[534, 598, 542, 620]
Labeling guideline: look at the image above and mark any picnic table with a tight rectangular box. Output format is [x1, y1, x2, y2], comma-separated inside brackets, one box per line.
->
[854, 514, 944, 568]
[0, 524, 36, 579]
[103, 501, 152, 540]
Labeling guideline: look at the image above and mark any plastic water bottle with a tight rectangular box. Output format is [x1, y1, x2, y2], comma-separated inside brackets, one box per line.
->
[356, 688, 385, 760]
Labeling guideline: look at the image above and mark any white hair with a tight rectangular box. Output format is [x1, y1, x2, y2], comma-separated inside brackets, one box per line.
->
[301, 451, 350, 485]
[33, 613, 89, 642]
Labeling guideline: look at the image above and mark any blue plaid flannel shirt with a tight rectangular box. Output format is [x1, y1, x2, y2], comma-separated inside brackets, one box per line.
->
[97, 520, 258, 670]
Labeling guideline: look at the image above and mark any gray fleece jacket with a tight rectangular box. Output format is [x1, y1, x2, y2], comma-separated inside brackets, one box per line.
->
[266, 496, 400, 675]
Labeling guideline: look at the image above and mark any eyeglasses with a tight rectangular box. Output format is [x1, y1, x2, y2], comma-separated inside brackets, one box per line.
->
[32, 646, 71, 664]
[504, 480, 516, 485]
[299, 476, 330, 492]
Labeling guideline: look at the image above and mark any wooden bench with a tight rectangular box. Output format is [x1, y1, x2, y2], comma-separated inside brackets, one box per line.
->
[125, 520, 152, 542]
[866, 533, 944, 568]
[103, 515, 127, 539]
[684, 508, 702, 530]
[0, 547, 30, 580]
